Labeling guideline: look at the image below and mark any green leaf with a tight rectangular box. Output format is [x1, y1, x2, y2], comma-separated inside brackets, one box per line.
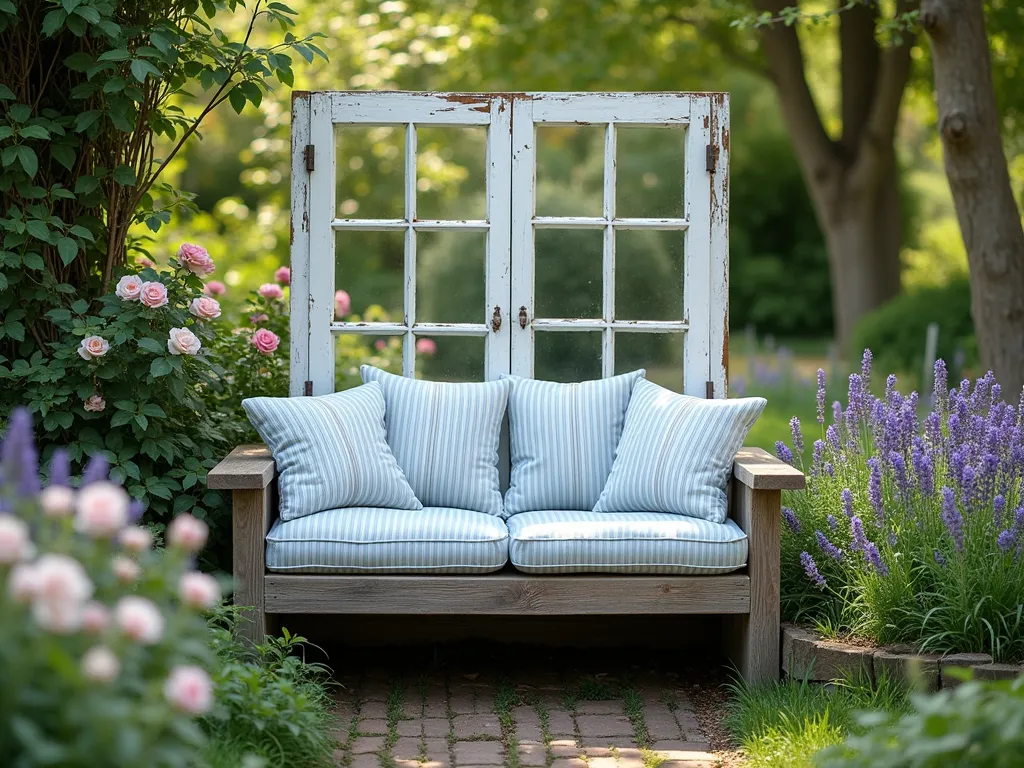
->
[16, 146, 37, 176]
[51, 144, 76, 170]
[74, 110, 101, 133]
[110, 410, 134, 428]
[63, 52, 93, 71]
[140, 403, 166, 418]
[227, 85, 246, 114]
[18, 125, 49, 140]
[56, 237, 78, 265]
[130, 59, 160, 83]
[25, 220, 49, 241]
[137, 337, 164, 355]
[98, 49, 130, 62]
[72, 5, 100, 24]
[112, 164, 136, 186]
[69, 225, 94, 241]
[0, 84, 14, 100]
[74, 175, 99, 195]
[134, 413, 149, 431]
[9, 104, 30, 123]
[22, 252, 44, 270]
[149, 357, 172, 377]
[41, 9, 66, 37]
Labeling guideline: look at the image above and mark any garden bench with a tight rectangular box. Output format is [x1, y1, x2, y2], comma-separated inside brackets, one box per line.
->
[209, 91, 805, 683]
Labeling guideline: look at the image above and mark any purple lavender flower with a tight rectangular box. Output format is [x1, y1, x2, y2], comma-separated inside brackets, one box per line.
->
[848, 373, 867, 420]
[816, 369, 826, 425]
[826, 424, 842, 452]
[128, 499, 144, 523]
[827, 514, 838, 530]
[961, 465, 977, 506]
[924, 412, 942, 450]
[941, 486, 964, 551]
[82, 454, 109, 486]
[867, 458, 885, 524]
[861, 349, 873, 387]
[994, 494, 1006, 528]
[801, 551, 826, 588]
[912, 440, 934, 496]
[48, 448, 70, 487]
[933, 359, 948, 411]
[824, 462, 835, 477]
[889, 451, 909, 502]
[790, 416, 805, 455]
[991, 383, 1001, 408]
[851, 515, 868, 552]
[816, 530, 843, 560]
[864, 542, 889, 576]
[1, 407, 39, 497]
[841, 488, 854, 519]
[832, 400, 843, 425]
[997, 529, 1016, 553]
[812, 440, 825, 475]
[885, 373, 897, 405]
[775, 441, 794, 465]
[934, 549, 947, 566]
[782, 506, 801, 533]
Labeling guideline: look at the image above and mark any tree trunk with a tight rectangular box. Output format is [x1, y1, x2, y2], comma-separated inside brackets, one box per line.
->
[922, 0, 1024, 395]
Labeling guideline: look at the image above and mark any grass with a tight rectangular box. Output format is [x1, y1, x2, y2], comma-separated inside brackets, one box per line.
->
[724, 675, 911, 768]
[495, 679, 522, 768]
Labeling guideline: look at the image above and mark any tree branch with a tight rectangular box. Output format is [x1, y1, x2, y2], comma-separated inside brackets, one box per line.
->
[838, 0, 880, 158]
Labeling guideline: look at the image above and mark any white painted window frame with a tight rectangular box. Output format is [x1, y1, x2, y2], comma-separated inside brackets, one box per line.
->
[291, 92, 728, 398]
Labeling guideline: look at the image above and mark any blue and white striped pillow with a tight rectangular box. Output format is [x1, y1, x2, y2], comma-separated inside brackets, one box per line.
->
[593, 379, 766, 523]
[502, 370, 645, 515]
[243, 382, 422, 521]
[360, 366, 510, 516]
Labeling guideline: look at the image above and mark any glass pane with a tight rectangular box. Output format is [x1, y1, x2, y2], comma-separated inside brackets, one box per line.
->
[535, 331, 602, 382]
[417, 335, 484, 382]
[536, 228, 603, 319]
[615, 332, 684, 392]
[334, 126, 405, 219]
[536, 125, 604, 217]
[336, 333, 402, 391]
[417, 231, 485, 324]
[334, 230, 405, 322]
[416, 127, 487, 220]
[615, 126, 685, 218]
[615, 229, 684, 321]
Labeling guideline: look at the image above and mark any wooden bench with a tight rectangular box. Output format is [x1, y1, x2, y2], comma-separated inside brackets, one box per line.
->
[208, 444, 804, 683]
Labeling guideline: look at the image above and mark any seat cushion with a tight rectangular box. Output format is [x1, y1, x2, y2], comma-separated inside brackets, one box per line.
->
[593, 380, 766, 523]
[361, 365, 510, 516]
[242, 382, 421, 521]
[502, 371, 645, 516]
[266, 507, 509, 574]
[507, 510, 747, 574]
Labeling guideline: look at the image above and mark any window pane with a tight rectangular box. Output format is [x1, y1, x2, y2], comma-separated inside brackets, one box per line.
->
[334, 230, 405, 322]
[417, 231, 485, 324]
[416, 127, 487, 221]
[615, 229, 684, 321]
[535, 331, 602, 382]
[615, 332, 683, 392]
[334, 126, 405, 219]
[615, 126, 685, 218]
[336, 333, 402, 391]
[417, 335, 484, 382]
[536, 125, 604, 217]
[536, 228, 603, 319]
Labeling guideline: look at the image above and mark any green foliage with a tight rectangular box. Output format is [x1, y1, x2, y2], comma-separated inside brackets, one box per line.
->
[850, 278, 976, 385]
[817, 676, 1024, 768]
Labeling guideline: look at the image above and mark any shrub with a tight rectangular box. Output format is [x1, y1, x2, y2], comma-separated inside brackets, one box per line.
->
[778, 351, 1024, 661]
[0, 408, 220, 766]
[817, 675, 1024, 767]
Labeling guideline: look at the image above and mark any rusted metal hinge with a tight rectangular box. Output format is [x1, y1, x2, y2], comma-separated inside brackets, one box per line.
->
[518, 306, 529, 329]
[705, 144, 717, 173]
[491, 305, 502, 332]
[304, 380, 313, 396]
[304, 144, 315, 173]
[705, 381, 714, 399]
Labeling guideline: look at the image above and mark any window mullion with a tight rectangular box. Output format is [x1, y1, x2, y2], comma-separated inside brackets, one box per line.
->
[602, 122, 616, 379]
[403, 122, 417, 378]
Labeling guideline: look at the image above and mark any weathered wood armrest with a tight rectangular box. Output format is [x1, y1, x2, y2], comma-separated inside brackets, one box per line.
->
[733, 447, 806, 490]
[207, 444, 276, 490]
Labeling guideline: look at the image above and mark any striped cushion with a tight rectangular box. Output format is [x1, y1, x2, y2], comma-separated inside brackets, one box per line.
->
[507, 510, 747, 574]
[361, 366, 510, 516]
[593, 380, 766, 522]
[266, 506, 509, 573]
[502, 370, 645, 516]
[243, 382, 421, 522]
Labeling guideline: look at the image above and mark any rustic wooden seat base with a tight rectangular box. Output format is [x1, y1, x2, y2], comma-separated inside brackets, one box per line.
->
[209, 444, 804, 683]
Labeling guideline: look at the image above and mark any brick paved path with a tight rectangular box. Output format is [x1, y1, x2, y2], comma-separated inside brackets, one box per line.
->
[331, 667, 722, 768]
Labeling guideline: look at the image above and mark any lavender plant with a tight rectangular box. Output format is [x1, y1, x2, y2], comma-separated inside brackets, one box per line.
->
[778, 351, 1024, 662]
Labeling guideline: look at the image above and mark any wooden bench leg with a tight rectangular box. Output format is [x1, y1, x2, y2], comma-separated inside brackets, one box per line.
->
[233, 487, 270, 645]
[727, 481, 781, 683]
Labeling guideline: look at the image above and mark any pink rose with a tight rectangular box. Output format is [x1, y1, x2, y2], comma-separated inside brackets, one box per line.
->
[140, 281, 168, 309]
[374, 339, 386, 351]
[335, 289, 351, 318]
[258, 283, 284, 300]
[119, 526, 152, 553]
[137, 257, 156, 269]
[249, 313, 269, 325]
[81, 601, 110, 634]
[75, 482, 129, 538]
[40, 486, 74, 518]
[416, 337, 438, 356]
[7, 563, 38, 603]
[112, 555, 140, 584]
[83, 394, 105, 412]
[32, 554, 94, 633]
[203, 281, 226, 296]
[251, 328, 280, 356]
[78, 335, 109, 361]
[115, 596, 164, 644]
[0, 515, 31, 564]
[115, 275, 143, 301]
[167, 513, 208, 552]
[179, 572, 221, 610]
[167, 327, 201, 356]
[275, 266, 291, 285]
[189, 296, 221, 321]
[164, 665, 213, 714]
[177, 243, 215, 276]
[82, 646, 119, 683]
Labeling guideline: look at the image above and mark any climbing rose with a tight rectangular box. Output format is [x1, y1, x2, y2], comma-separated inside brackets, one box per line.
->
[83, 394, 106, 412]
[82, 646, 120, 683]
[78, 335, 109, 361]
[258, 283, 284, 300]
[177, 243, 214, 275]
[416, 338, 438, 356]
[75, 482, 129, 538]
[119, 526, 152, 553]
[167, 327, 201, 356]
[114, 275, 143, 301]
[179, 572, 221, 610]
[112, 556, 140, 584]
[32, 554, 94, 633]
[374, 339, 386, 351]
[275, 266, 291, 285]
[167, 514, 208, 552]
[115, 596, 164, 644]
[140, 281, 169, 309]
[335, 289, 351, 318]
[136, 256, 155, 269]
[39, 485, 74, 518]
[203, 280, 226, 296]
[249, 313, 269, 325]
[251, 328, 280, 355]
[81, 602, 110, 634]
[7, 563, 37, 603]
[189, 296, 222, 321]
[164, 665, 213, 714]
[0, 515, 31, 563]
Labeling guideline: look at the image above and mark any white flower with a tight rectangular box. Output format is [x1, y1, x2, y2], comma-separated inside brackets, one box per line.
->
[119, 526, 152, 553]
[75, 482, 129, 538]
[0, 515, 31, 564]
[31, 554, 94, 633]
[188, 296, 222, 321]
[115, 596, 164, 645]
[81, 601, 110, 634]
[39, 486, 75, 518]
[114, 275, 144, 302]
[7, 563, 38, 603]
[112, 556, 140, 584]
[167, 327, 201, 356]
[167, 514, 208, 552]
[82, 646, 120, 683]
[77, 335, 109, 361]
[179, 572, 221, 610]
[164, 665, 213, 714]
